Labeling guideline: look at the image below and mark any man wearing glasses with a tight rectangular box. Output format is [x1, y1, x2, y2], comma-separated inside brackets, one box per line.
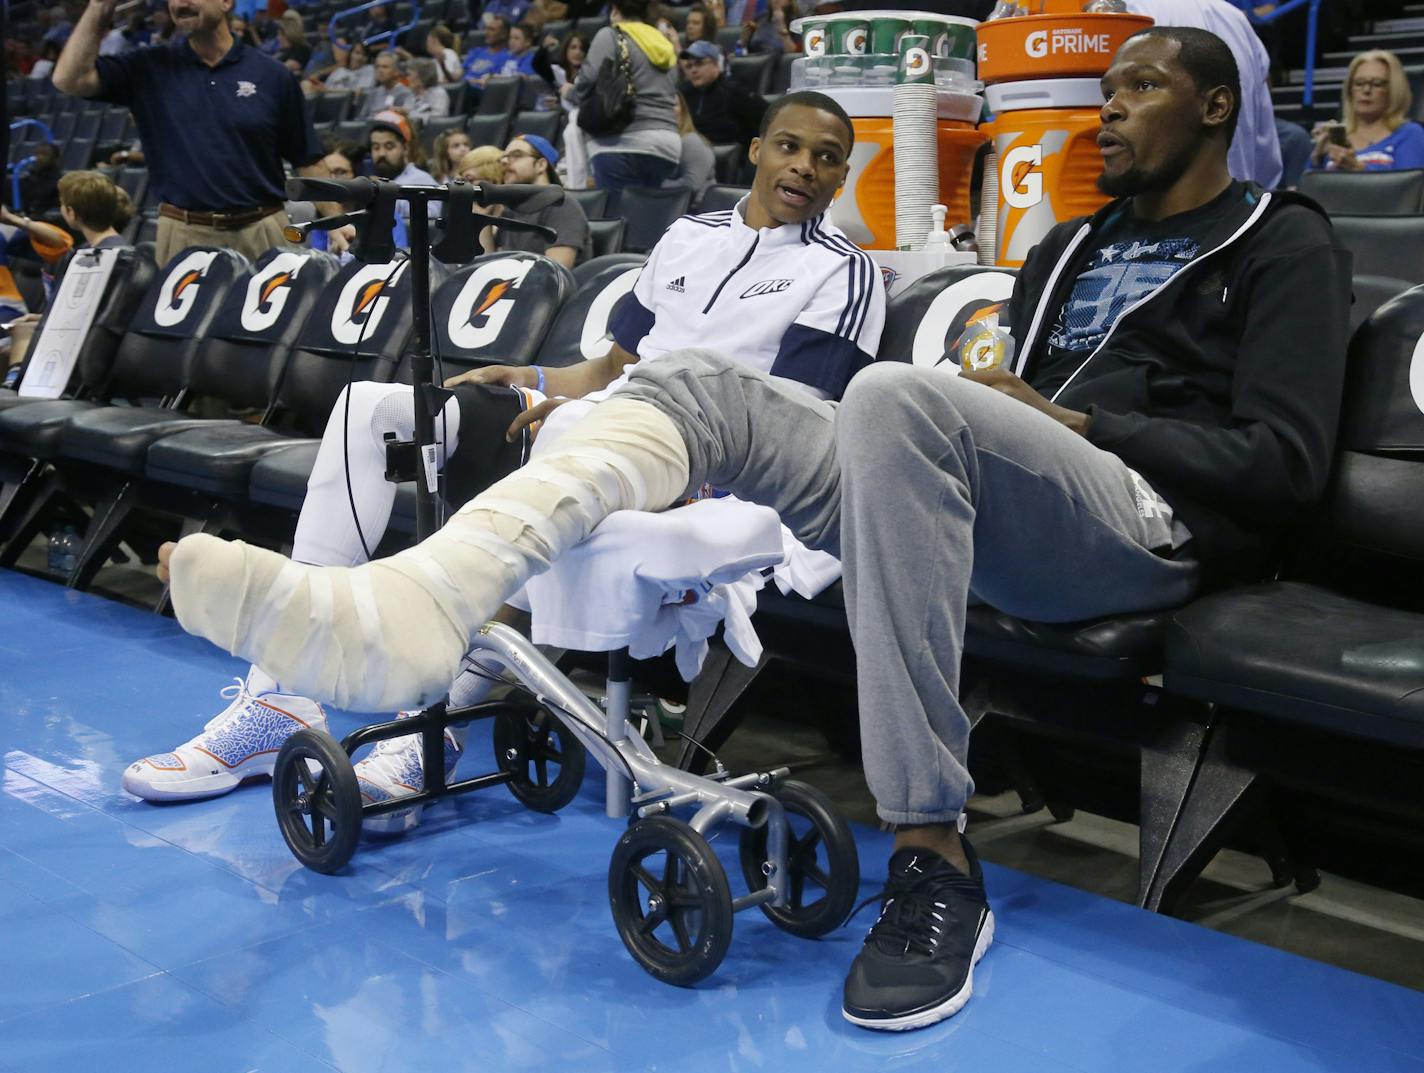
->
[480, 135, 591, 269]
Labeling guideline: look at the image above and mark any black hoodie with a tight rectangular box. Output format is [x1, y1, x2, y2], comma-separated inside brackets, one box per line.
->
[1003, 182, 1353, 588]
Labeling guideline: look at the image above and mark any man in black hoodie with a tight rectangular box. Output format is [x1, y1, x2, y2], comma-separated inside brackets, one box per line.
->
[157, 25, 1351, 1036]
[679, 40, 767, 149]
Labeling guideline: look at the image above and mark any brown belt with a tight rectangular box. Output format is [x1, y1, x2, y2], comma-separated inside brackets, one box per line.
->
[159, 203, 284, 230]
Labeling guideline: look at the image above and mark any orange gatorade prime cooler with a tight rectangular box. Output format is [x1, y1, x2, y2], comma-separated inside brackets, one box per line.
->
[976, 12, 1152, 267]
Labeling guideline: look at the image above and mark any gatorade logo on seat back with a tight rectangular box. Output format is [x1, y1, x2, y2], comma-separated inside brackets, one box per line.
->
[331, 261, 409, 346]
[154, 250, 219, 328]
[241, 252, 309, 333]
[1411, 329, 1424, 418]
[447, 256, 534, 350]
[909, 272, 1017, 368]
[580, 267, 641, 360]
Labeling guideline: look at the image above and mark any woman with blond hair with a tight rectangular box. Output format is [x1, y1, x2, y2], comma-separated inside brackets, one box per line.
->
[1310, 49, 1424, 172]
[457, 145, 507, 183]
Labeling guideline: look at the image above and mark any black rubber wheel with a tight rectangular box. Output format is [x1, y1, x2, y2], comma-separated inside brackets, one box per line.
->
[608, 816, 734, 986]
[272, 729, 362, 874]
[492, 704, 587, 813]
[738, 779, 860, 938]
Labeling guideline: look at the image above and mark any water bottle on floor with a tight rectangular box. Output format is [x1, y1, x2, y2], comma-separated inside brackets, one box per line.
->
[48, 525, 81, 577]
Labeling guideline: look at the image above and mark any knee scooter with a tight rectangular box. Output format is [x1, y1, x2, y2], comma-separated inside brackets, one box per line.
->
[269, 176, 860, 984]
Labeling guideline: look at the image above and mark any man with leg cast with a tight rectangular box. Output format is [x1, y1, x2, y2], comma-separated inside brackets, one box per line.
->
[125, 91, 885, 825]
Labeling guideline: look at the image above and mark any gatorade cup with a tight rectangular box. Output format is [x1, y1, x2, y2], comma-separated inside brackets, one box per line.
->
[826, 16, 869, 83]
[869, 15, 910, 80]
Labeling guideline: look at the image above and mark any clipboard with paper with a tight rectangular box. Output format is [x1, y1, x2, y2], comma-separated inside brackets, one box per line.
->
[18, 247, 120, 399]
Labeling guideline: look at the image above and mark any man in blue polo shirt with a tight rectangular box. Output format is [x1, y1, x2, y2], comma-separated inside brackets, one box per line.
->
[53, 0, 328, 265]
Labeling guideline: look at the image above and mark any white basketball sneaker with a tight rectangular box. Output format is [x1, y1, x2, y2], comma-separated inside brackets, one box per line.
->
[123, 672, 327, 802]
[354, 715, 464, 835]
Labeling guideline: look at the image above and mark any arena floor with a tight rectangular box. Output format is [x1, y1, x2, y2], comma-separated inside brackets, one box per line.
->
[2, 567, 1422, 1073]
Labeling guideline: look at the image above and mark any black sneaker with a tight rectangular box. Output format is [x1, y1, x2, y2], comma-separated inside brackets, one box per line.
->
[842, 840, 995, 1031]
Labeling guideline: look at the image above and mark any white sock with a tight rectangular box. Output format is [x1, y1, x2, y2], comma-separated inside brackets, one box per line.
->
[168, 399, 690, 713]
[246, 665, 280, 696]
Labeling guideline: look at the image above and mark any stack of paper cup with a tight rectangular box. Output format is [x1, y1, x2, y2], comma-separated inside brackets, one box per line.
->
[978, 149, 999, 265]
[892, 34, 940, 249]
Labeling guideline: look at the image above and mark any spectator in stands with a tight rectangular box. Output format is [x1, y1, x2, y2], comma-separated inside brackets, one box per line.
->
[148, 9, 174, 45]
[741, 0, 800, 56]
[17, 143, 61, 218]
[137, 91, 885, 827]
[682, 4, 718, 48]
[368, 111, 441, 246]
[680, 40, 767, 149]
[305, 18, 336, 75]
[480, 134, 591, 266]
[575, 0, 682, 190]
[427, 25, 465, 82]
[320, 143, 361, 180]
[667, 92, 715, 199]
[360, 50, 417, 117]
[482, 0, 532, 27]
[457, 144, 507, 182]
[29, 41, 61, 80]
[99, 13, 136, 57]
[252, 9, 281, 55]
[464, 15, 511, 84]
[54, 0, 329, 266]
[161, 33, 1353, 1036]
[498, 21, 540, 76]
[360, 3, 401, 45]
[406, 58, 452, 120]
[276, 11, 311, 71]
[1309, 49, 1424, 172]
[322, 40, 377, 92]
[432, 129, 474, 180]
[554, 29, 589, 103]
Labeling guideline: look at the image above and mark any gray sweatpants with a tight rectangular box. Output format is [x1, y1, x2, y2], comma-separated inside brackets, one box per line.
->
[617, 352, 1200, 826]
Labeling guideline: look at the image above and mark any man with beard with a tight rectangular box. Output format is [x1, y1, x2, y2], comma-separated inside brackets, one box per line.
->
[52, 0, 329, 265]
[367, 111, 440, 248]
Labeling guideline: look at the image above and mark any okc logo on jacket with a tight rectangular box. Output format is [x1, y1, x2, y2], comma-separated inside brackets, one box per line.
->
[155, 250, 219, 328]
[447, 257, 534, 351]
[331, 261, 409, 346]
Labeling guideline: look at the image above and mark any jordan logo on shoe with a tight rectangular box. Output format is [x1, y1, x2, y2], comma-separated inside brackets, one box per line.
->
[666, 276, 686, 293]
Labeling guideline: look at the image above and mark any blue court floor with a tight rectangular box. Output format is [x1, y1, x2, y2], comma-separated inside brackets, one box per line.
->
[1, 568, 1422, 1073]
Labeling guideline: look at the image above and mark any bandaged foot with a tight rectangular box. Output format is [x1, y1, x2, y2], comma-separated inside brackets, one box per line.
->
[167, 399, 690, 711]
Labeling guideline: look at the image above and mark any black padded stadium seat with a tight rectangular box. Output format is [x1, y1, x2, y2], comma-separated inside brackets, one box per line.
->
[1166, 284, 1424, 747]
[420, 114, 465, 156]
[244, 258, 424, 513]
[605, 186, 692, 254]
[571, 251, 646, 287]
[694, 184, 748, 214]
[1298, 168, 1424, 216]
[0, 245, 156, 415]
[537, 253, 647, 368]
[313, 90, 354, 124]
[771, 51, 795, 94]
[873, 263, 1018, 366]
[711, 143, 743, 184]
[588, 217, 626, 257]
[476, 76, 521, 118]
[141, 250, 343, 497]
[565, 187, 608, 220]
[426, 252, 575, 377]
[465, 112, 510, 148]
[715, 26, 742, 53]
[512, 109, 561, 145]
[542, 18, 571, 40]
[729, 53, 775, 95]
[53, 248, 251, 477]
[1329, 214, 1424, 285]
[0, 247, 243, 467]
[1350, 274, 1412, 333]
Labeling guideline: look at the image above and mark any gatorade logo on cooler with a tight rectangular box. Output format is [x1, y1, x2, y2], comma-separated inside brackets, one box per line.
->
[846, 27, 868, 54]
[1001, 145, 1044, 209]
[805, 27, 826, 56]
[1025, 26, 1113, 59]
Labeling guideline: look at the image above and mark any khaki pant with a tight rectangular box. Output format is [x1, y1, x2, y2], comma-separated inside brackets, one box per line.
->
[155, 212, 295, 266]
